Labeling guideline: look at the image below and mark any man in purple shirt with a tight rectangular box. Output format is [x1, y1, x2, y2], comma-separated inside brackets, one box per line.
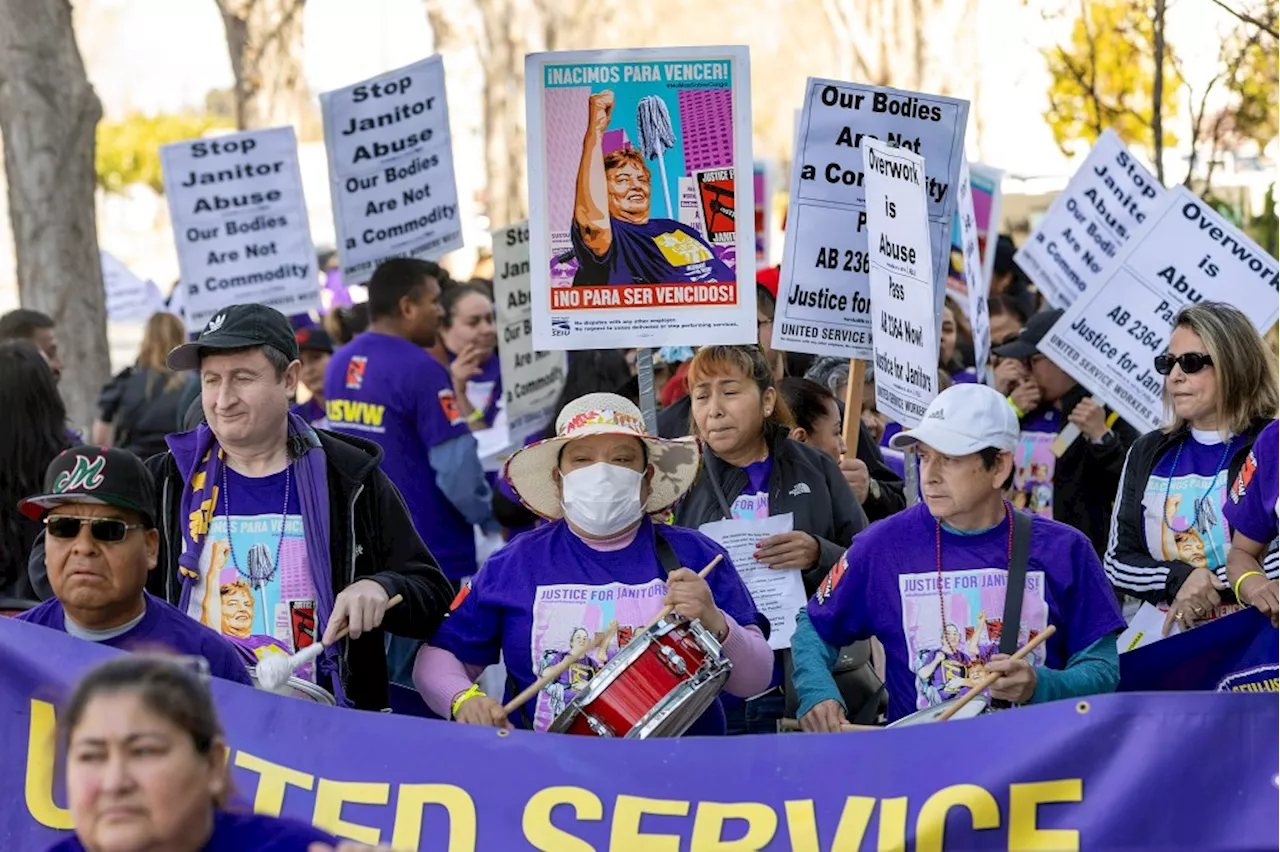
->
[571, 90, 733, 287]
[17, 446, 250, 684]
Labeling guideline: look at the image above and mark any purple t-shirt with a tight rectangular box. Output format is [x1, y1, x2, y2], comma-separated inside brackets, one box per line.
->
[1225, 420, 1278, 546]
[806, 503, 1125, 722]
[571, 218, 734, 286]
[325, 332, 474, 579]
[289, 397, 326, 429]
[730, 457, 773, 520]
[46, 809, 333, 851]
[18, 593, 251, 686]
[432, 518, 767, 734]
[1012, 408, 1060, 519]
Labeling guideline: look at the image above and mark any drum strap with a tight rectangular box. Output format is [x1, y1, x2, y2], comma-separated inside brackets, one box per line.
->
[1000, 511, 1034, 657]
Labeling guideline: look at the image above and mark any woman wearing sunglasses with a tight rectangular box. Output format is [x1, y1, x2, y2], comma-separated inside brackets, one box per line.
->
[1105, 302, 1277, 633]
[15, 446, 252, 686]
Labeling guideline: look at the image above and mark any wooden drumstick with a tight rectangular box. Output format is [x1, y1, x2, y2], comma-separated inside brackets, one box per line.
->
[639, 553, 723, 633]
[935, 624, 1057, 722]
[503, 620, 618, 716]
[778, 718, 876, 733]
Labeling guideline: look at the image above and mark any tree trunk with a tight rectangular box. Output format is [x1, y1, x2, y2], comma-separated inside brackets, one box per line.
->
[1151, 0, 1167, 184]
[215, 0, 312, 132]
[0, 0, 108, 432]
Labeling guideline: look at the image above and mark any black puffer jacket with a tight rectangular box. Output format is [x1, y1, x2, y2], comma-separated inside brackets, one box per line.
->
[1104, 417, 1273, 604]
[675, 424, 867, 594]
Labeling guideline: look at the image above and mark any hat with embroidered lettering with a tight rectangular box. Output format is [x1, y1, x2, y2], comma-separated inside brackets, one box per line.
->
[19, 446, 157, 525]
[167, 303, 301, 371]
[503, 393, 701, 520]
[990, 308, 1064, 360]
[889, 384, 1019, 456]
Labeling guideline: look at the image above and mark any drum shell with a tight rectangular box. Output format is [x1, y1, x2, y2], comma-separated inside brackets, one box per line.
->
[886, 694, 990, 728]
[248, 666, 337, 705]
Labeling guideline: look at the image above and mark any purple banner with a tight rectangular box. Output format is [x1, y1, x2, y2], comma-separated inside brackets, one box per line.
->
[2, 616, 1276, 851]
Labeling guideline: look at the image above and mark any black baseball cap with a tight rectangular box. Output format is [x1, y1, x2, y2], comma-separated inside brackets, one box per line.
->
[295, 325, 334, 354]
[167, 304, 300, 371]
[991, 308, 1065, 360]
[19, 446, 158, 526]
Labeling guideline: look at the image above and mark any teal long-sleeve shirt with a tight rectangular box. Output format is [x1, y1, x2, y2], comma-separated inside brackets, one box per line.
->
[790, 608, 1120, 721]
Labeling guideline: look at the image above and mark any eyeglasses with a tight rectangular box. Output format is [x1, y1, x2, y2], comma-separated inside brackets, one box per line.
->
[1154, 352, 1214, 376]
[45, 516, 145, 543]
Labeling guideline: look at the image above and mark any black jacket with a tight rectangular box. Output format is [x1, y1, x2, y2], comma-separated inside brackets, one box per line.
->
[29, 429, 455, 711]
[1104, 418, 1271, 604]
[675, 425, 867, 595]
[97, 368, 197, 459]
[1022, 385, 1139, 556]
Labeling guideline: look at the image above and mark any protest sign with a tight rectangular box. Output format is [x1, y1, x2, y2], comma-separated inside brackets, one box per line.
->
[320, 56, 462, 283]
[1041, 186, 1280, 431]
[526, 46, 756, 350]
[699, 513, 806, 650]
[772, 79, 967, 360]
[101, 252, 165, 322]
[160, 127, 318, 331]
[754, 159, 773, 263]
[1016, 130, 1165, 309]
[493, 221, 567, 449]
[863, 138, 939, 428]
[1119, 607, 1278, 693]
[3, 617, 1275, 852]
[955, 159, 991, 376]
[946, 161, 1002, 309]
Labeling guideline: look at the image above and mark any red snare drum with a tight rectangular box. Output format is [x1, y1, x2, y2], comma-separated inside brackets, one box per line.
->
[548, 616, 731, 738]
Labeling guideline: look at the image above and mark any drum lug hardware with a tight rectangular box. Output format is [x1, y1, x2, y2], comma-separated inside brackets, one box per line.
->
[585, 715, 615, 737]
[658, 645, 687, 675]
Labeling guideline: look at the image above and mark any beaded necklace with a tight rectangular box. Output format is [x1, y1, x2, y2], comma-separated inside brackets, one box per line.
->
[934, 502, 1014, 649]
[222, 463, 292, 591]
[1162, 434, 1237, 534]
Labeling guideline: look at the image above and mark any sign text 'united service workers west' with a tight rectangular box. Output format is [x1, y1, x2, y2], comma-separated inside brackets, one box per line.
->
[1042, 185, 1280, 431]
[863, 138, 939, 428]
[1016, 129, 1165, 309]
[160, 127, 318, 331]
[772, 80, 967, 361]
[321, 56, 462, 282]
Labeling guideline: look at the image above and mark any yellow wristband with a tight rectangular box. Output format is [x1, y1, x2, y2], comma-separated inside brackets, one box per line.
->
[1006, 395, 1025, 419]
[450, 684, 485, 719]
[467, 408, 486, 424]
[1233, 571, 1266, 604]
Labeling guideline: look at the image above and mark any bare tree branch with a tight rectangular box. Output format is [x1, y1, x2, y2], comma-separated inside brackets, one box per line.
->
[1207, 0, 1279, 38]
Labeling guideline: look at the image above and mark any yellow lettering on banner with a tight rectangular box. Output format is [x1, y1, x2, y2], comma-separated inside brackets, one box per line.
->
[314, 779, 390, 844]
[233, 751, 314, 815]
[523, 786, 602, 852]
[392, 783, 477, 851]
[916, 785, 999, 852]
[1009, 780, 1082, 851]
[783, 800, 819, 852]
[833, 796, 877, 850]
[25, 700, 72, 830]
[690, 801, 778, 850]
[877, 797, 908, 852]
[609, 794, 690, 851]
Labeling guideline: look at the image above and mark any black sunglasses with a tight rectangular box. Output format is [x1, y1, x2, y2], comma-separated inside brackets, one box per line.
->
[1154, 352, 1214, 376]
[46, 516, 145, 543]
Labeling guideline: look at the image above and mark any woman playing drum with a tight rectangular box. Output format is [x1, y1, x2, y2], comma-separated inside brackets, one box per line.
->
[414, 393, 773, 734]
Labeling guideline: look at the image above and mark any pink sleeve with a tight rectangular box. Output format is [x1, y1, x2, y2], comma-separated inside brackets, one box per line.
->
[718, 615, 774, 698]
[413, 644, 486, 718]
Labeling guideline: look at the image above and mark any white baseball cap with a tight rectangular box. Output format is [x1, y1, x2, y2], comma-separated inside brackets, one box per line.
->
[889, 384, 1019, 456]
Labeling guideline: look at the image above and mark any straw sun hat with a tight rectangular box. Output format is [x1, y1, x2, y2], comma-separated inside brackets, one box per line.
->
[502, 393, 701, 521]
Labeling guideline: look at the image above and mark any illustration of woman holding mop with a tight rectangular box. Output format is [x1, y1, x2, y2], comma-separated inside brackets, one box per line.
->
[570, 89, 732, 286]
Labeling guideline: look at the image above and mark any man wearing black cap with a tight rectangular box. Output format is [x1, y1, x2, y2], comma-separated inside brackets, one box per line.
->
[32, 304, 455, 711]
[17, 447, 251, 684]
[291, 325, 333, 428]
[993, 309, 1138, 555]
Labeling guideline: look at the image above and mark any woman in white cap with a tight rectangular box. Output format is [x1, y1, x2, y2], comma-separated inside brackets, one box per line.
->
[791, 384, 1125, 731]
[413, 393, 772, 734]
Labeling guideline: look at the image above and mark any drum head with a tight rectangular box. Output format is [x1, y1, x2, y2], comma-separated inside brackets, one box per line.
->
[887, 695, 989, 728]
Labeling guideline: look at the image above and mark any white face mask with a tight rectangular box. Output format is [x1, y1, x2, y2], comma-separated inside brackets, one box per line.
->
[560, 462, 644, 537]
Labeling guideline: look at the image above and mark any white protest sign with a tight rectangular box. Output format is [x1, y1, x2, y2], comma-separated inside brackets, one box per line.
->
[956, 159, 991, 377]
[101, 252, 166, 322]
[863, 138, 939, 428]
[160, 127, 318, 331]
[1016, 129, 1165, 309]
[525, 46, 756, 350]
[772, 79, 967, 360]
[698, 513, 806, 650]
[1041, 186, 1280, 431]
[320, 56, 462, 283]
[493, 221, 568, 448]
